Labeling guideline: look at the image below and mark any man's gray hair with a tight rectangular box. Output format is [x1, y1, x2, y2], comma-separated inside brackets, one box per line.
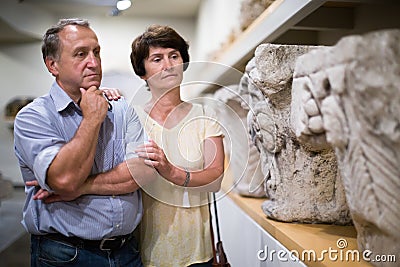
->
[41, 18, 90, 62]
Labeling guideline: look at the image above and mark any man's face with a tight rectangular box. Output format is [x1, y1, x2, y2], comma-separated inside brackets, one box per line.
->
[49, 25, 102, 94]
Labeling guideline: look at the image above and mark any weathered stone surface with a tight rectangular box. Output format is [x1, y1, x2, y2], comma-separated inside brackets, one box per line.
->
[212, 85, 266, 198]
[293, 29, 400, 265]
[239, 0, 275, 31]
[245, 43, 351, 224]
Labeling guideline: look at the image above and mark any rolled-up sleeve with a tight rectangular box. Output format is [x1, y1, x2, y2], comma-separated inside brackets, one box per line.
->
[14, 104, 64, 192]
[33, 146, 60, 191]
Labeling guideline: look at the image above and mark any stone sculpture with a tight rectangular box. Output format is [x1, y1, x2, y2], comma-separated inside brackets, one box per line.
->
[292, 29, 400, 265]
[212, 85, 266, 198]
[244, 43, 351, 224]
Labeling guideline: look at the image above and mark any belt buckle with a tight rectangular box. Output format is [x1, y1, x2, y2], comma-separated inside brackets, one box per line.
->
[99, 237, 126, 251]
[100, 238, 116, 251]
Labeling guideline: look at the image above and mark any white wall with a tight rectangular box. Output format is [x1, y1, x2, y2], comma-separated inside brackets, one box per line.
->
[194, 0, 242, 62]
[0, 42, 53, 184]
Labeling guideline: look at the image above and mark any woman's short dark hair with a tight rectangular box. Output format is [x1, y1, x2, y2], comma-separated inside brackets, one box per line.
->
[130, 25, 190, 77]
[41, 18, 90, 62]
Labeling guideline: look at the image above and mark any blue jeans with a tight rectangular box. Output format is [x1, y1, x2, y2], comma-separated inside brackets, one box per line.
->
[30, 234, 143, 267]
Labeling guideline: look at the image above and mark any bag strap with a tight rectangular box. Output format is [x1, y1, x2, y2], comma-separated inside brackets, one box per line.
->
[209, 193, 231, 266]
[208, 193, 218, 263]
[213, 192, 223, 243]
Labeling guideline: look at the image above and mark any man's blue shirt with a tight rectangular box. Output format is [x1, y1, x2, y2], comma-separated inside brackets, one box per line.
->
[14, 82, 144, 239]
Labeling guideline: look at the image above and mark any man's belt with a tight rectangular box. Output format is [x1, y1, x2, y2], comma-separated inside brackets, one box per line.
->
[42, 232, 134, 251]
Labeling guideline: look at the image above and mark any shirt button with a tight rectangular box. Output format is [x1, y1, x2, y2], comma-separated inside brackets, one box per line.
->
[116, 224, 120, 228]
[112, 195, 115, 198]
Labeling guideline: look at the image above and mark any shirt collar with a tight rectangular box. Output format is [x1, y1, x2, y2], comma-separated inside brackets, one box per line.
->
[50, 82, 79, 112]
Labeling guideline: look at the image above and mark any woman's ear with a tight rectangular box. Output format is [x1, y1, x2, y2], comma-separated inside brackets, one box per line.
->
[140, 73, 147, 80]
[45, 57, 58, 77]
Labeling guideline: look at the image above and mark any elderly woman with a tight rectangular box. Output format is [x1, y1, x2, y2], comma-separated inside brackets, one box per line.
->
[130, 25, 225, 267]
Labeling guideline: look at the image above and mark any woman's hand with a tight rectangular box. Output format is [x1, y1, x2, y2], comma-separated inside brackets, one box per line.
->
[135, 140, 177, 182]
[100, 87, 122, 101]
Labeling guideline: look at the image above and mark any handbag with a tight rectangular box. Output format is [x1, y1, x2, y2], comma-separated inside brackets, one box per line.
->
[209, 192, 231, 267]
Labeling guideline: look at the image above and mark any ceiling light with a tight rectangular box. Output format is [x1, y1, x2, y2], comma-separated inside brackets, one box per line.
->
[116, 0, 131, 11]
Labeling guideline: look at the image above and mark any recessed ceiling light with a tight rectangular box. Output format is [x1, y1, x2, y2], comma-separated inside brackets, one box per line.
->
[116, 0, 131, 11]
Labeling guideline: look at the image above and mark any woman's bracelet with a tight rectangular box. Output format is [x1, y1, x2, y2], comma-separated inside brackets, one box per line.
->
[182, 168, 191, 187]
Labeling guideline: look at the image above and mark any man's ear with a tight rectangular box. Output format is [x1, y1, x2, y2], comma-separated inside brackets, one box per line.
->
[45, 57, 58, 77]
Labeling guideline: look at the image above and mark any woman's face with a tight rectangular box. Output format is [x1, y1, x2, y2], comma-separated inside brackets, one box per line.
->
[142, 46, 184, 92]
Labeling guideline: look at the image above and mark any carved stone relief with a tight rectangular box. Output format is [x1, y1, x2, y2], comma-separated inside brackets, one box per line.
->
[211, 85, 266, 197]
[243, 43, 351, 224]
[292, 29, 400, 265]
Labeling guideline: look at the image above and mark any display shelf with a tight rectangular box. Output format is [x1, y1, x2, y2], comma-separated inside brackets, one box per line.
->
[225, 193, 372, 267]
[188, 0, 395, 98]
[215, 0, 324, 67]
[220, 170, 372, 267]
[187, 0, 327, 97]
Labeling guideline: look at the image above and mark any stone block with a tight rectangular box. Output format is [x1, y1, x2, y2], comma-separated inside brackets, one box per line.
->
[245, 43, 351, 224]
[293, 29, 400, 265]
